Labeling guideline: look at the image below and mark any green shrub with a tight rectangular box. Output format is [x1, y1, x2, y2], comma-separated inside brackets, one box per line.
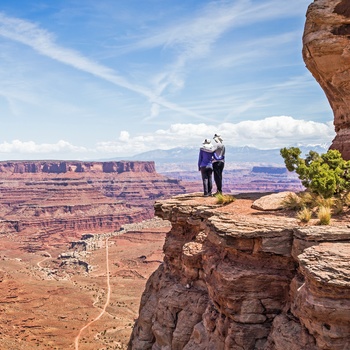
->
[280, 147, 350, 198]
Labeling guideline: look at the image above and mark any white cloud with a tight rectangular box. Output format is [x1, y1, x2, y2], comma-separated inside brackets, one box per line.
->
[0, 140, 88, 154]
[0, 116, 335, 160]
[119, 131, 130, 142]
[156, 116, 335, 149]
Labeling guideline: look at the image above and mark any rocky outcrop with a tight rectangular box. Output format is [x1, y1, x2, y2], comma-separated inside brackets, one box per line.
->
[303, 0, 350, 159]
[128, 194, 350, 350]
[0, 160, 156, 174]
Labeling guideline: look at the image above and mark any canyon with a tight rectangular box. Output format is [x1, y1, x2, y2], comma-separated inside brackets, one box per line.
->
[0, 160, 184, 349]
[2, 0, 350, 348]
[0, 159, 306, 349]
[0, 160, 187, 247]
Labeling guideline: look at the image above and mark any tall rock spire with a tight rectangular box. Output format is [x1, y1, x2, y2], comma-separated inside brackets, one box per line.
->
[303, 0, 350, 160]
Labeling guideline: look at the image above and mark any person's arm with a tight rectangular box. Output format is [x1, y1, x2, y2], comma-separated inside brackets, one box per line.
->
[198, 150, 202, 170]
[213, 151, 224, 160]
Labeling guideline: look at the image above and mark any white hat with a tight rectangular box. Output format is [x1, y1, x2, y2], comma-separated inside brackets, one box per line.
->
[203, 138, 211, 144]
[213, 134, 223, 143]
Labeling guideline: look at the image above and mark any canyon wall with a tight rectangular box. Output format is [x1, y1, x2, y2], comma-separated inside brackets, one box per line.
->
[303, 0, 350, 159]
[0, 160, 188, 250]
[0, 160, 156, 174]
[128, 194, 350, 349]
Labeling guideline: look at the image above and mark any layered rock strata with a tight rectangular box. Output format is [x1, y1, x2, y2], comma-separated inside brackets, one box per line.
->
[0, 160, 156, 174]
[303, 0, 350, 159]
[128, 194, 350, 349]
[0, 160, 188, 250]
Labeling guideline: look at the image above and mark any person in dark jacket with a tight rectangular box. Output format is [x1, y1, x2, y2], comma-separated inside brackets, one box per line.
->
[212, 133, 225, 194]
[198, 139, 215, 196]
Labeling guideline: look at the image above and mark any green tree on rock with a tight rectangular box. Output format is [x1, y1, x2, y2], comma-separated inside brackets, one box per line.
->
[280, 147, 350, 198]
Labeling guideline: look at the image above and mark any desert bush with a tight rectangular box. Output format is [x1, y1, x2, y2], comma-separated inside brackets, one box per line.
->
[280, 147, 350, 198]
[317, 206, 331, 225]
[297, 207, 312, 223]
[215, 193, 235, 205]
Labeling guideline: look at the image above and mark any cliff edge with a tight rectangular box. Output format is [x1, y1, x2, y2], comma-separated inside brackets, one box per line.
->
[128, 193, 350, 350]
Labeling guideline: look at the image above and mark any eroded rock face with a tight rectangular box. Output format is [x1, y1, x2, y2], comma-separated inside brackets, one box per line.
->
[0, 160, 156, 174]
[128, 194, 350, 350]
[303, 0, 350, 159]
[0, 160, 189, 250]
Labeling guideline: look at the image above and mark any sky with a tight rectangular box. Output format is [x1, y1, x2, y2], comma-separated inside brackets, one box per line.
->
[0, 0, 335, 161]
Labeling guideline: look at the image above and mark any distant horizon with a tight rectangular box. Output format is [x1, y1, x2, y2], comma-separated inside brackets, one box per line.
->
[0, 143, 329, 166]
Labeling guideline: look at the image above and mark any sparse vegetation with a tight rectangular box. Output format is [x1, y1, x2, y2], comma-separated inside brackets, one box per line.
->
[215, 193, 235, 205]
[318, 206, 331, 225]
[297, 207, 312, 223]
[282, 192, 304, 210]
[315, 196, 334, 209]
[282, 192, 337, 224]
[332, 198, 344, 215]
[280, 147, 350, 224]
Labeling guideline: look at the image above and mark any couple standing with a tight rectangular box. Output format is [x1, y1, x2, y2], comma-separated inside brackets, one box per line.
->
[198, 134, 225, 197]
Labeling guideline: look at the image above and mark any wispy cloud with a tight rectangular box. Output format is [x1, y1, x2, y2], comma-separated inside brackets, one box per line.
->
[0, 12, 207, 120]
[120, 0, 310, 108]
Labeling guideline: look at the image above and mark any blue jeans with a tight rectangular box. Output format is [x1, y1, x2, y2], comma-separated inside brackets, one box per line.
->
[200, 166, 213, 195]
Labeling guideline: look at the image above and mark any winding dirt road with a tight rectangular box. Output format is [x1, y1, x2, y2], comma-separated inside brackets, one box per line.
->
[36, 251, 52, 268]
[74, 236, 111, 350]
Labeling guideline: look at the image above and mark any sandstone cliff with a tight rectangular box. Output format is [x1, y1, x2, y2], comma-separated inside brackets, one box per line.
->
[303, 0, 350, 159]
[0, 160, 156, 174]
[0, 160, 189, 250]
[128, 194, 350, 350]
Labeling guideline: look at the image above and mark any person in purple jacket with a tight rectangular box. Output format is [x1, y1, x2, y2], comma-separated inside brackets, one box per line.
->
[198, 139, 216, 196]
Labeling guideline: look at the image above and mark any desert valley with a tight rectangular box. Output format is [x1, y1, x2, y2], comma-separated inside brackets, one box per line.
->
[0, 159, 303, 349]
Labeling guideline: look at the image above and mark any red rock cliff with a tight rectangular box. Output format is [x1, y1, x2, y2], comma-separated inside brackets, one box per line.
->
[0, 160, 189, 251]
[128, 194, 350, 349]
[303, 0, 350, 159]
[0, 160, 156, 174]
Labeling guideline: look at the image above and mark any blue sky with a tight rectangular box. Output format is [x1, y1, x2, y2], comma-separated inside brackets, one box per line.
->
[0, 0, 335, 160]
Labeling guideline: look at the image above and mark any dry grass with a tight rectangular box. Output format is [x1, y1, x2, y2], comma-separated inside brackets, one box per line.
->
[281, 192, 303, 210]
[297, 207, 312, 223]
[332, 198, 344, 215]
[317, 206, 331, 225]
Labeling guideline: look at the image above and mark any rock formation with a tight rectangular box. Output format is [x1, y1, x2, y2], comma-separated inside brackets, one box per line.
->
[128, 194, 350, 349]
[303, 0, 350, 159]
[0, 160, 155, 174]
[0, 160, 189, 250]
